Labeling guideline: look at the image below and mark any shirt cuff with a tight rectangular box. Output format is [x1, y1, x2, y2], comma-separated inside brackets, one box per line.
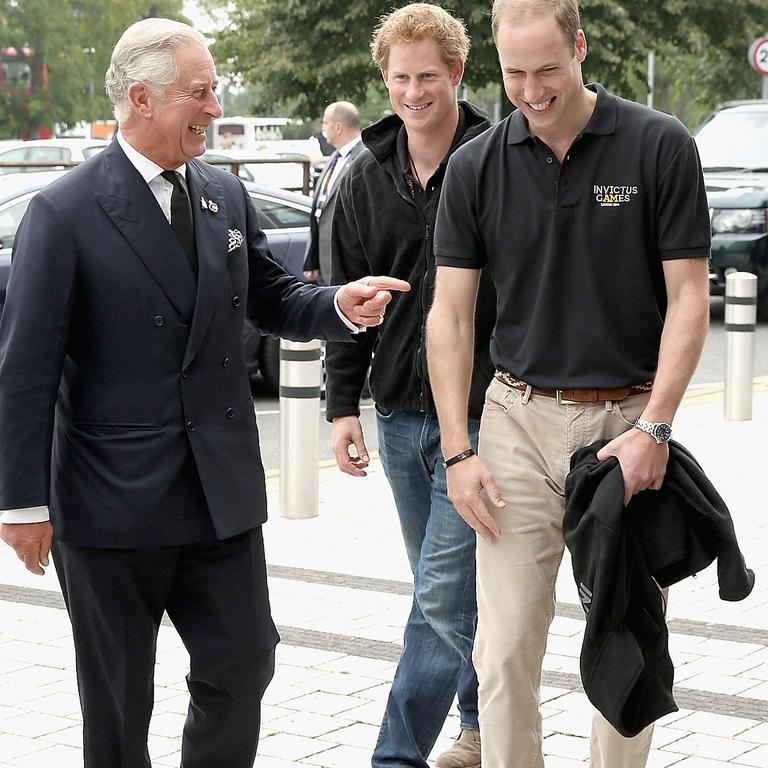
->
[333, 289, 365, 334]
[0, 506, 50, 524]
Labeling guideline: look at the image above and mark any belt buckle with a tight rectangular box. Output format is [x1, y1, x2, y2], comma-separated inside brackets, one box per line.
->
[555, 390, 580, 405]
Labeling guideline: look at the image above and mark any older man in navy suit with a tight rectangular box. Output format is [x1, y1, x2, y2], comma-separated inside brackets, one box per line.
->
[0, 18, 407, 768]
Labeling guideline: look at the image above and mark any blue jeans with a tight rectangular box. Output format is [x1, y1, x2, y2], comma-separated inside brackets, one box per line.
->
[373, 408, 479, 768]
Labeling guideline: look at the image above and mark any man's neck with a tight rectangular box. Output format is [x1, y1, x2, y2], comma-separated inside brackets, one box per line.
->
[534, 86, 597, 162]
[334, 132, 360, 154]
[405, 103, 460, 170]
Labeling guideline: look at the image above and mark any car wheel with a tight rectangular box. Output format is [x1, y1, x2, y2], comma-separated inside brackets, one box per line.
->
[258, 336, 281, 396]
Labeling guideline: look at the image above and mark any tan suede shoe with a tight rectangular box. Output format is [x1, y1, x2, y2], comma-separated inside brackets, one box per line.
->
[434, 729, 481, 768]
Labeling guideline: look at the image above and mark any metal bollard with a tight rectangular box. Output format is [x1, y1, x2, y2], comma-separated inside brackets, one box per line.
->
[724, 272, 757, 421]
[279, 339, 322, 518]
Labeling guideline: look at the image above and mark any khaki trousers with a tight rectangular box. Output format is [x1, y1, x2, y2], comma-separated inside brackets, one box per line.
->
[475, 377, 655, 768]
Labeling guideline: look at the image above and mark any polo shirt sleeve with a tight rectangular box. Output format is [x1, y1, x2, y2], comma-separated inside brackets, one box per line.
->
[656, 135, 711, 261]
[434, 152, 486, 269]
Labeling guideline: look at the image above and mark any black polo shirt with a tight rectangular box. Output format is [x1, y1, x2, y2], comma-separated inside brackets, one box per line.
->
[434, 84, 710, 389]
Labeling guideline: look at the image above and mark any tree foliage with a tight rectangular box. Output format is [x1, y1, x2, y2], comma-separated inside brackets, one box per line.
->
[214, 0, 767, 128]
[0, 0, 188, 138]
[580, 0, 767, 124]
[213, 0, 498, 119]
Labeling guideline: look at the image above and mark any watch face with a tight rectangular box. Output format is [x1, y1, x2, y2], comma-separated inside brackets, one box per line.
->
[653, 423, 672, 442]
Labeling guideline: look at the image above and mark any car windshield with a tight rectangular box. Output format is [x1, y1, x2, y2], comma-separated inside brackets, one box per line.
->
[695, 110, 768, 171]
[0, 194, 34, 249]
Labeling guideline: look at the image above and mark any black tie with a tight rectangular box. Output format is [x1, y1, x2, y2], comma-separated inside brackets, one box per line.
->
[161, 170, 198, 274]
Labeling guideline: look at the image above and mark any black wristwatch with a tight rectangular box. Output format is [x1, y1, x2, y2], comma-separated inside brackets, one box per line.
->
[633, 418, 672, 444]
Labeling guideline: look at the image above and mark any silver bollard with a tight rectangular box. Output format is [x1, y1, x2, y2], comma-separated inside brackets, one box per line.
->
[279, 339, 322, 518]
[724, 272, 757, 421]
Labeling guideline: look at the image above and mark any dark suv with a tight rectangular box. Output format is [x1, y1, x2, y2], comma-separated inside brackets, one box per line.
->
[694, 101, 768, 314]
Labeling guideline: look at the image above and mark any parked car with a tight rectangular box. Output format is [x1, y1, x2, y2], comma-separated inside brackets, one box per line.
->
[0, 168, 313, 395]
[202, 148, 314, 193]
[694, 101, 768, 314]
[0, 138, 111, 174]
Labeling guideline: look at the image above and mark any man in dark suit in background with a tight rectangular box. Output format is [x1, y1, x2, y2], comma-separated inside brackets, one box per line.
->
[0, 18, 407, 768]
[303, 101, 363, 285]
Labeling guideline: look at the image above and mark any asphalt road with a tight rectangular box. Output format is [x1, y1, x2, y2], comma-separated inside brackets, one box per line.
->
[253, 298, 768, 472]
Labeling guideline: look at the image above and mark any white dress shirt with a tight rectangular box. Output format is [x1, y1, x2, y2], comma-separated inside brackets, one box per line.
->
[325, 135, 362, 195]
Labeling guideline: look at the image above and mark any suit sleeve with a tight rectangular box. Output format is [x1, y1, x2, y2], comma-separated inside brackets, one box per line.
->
[240, 181, 350, 342]
[324, 173, 376, 421]
[0, 193, 78, 508]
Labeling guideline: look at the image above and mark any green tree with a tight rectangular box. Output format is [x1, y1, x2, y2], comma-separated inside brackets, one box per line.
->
[213, 0, 502, 120]
[579, 0, 767, 127]
[0, 0, 188, 139]
[214, 0, 767, 127]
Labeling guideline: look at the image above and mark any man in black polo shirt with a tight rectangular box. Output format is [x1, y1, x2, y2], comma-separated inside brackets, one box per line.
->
[426, 1, 710, 767]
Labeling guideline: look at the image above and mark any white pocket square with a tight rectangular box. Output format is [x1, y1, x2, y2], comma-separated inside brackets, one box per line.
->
[227, 228, 244, 253]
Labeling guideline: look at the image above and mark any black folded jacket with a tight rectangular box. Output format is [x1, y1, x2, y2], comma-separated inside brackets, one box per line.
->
[564, 439, 755, 737]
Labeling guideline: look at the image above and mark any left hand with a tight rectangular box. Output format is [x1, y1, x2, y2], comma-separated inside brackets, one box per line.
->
[597, 428, 669, 505]
[337, 276, 411, 327]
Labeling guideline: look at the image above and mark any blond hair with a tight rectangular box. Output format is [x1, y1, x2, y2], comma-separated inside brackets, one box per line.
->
[491, 0, 581, 46]
[371, 3, 470, 72]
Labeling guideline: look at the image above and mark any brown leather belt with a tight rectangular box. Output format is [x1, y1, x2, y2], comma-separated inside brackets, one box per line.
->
[494, 369, 653, 404]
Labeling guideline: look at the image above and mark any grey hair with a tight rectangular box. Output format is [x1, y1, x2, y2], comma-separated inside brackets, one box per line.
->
[105, 18, 208, 123]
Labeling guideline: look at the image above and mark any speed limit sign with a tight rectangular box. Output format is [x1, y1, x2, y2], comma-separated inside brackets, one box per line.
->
[749, 36, 768, 76]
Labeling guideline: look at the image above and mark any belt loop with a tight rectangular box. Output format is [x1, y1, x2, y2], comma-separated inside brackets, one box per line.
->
[605, 400, 614, 413]
[521, 384, 532, 405]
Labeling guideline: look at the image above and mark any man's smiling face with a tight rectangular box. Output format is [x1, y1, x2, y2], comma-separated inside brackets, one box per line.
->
[382, 38, 463, 139]
[140, 41, 223, 169]
[496, 12, 587, 143]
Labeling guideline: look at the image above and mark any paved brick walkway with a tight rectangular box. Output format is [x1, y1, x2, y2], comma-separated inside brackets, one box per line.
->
[0, 381, 766, 767]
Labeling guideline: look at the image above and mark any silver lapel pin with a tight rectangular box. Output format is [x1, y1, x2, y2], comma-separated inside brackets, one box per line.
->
[208, 200, 219, 214]
[200, 197, 208, 210]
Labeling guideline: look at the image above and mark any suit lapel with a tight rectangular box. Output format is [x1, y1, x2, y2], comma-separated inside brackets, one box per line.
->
[182, 160, 229, 368]
[324, 142, 362, 207]
[95, 142, 196, 320]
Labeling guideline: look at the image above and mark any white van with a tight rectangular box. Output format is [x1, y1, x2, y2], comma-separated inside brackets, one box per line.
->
[211, 116, 319, 157]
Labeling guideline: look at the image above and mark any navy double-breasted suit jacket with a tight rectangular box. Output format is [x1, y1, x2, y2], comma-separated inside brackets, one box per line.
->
[0, 141, 350, 547]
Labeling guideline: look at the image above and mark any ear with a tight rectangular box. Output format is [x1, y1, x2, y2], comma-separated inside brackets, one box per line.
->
[575, 29, 587, 63]
[127, 81, 151, 118]
[451, 60, 465, 87]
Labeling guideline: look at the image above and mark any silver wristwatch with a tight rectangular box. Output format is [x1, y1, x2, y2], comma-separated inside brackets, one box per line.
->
[633, 418, 672, 444]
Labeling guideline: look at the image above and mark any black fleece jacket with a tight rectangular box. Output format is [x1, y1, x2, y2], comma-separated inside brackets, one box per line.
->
[325, 102, 495, 421]
[564, 439, 755, 738]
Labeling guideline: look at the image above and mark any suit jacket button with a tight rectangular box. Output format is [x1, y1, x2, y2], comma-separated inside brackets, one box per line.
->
[222, 356, 231, 367]
[153, 315, 165, 327]
[225, 408, 235, 419]
[181, 368, 189, 378]
[232, 296, 241, 308]
[186, 420, 196, 431]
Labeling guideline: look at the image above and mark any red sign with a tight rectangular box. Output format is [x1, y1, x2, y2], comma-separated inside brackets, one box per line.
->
[748, 37, 768, 76]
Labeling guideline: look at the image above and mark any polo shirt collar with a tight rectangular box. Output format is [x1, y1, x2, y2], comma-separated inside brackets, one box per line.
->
[506, 82, 617, 145]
